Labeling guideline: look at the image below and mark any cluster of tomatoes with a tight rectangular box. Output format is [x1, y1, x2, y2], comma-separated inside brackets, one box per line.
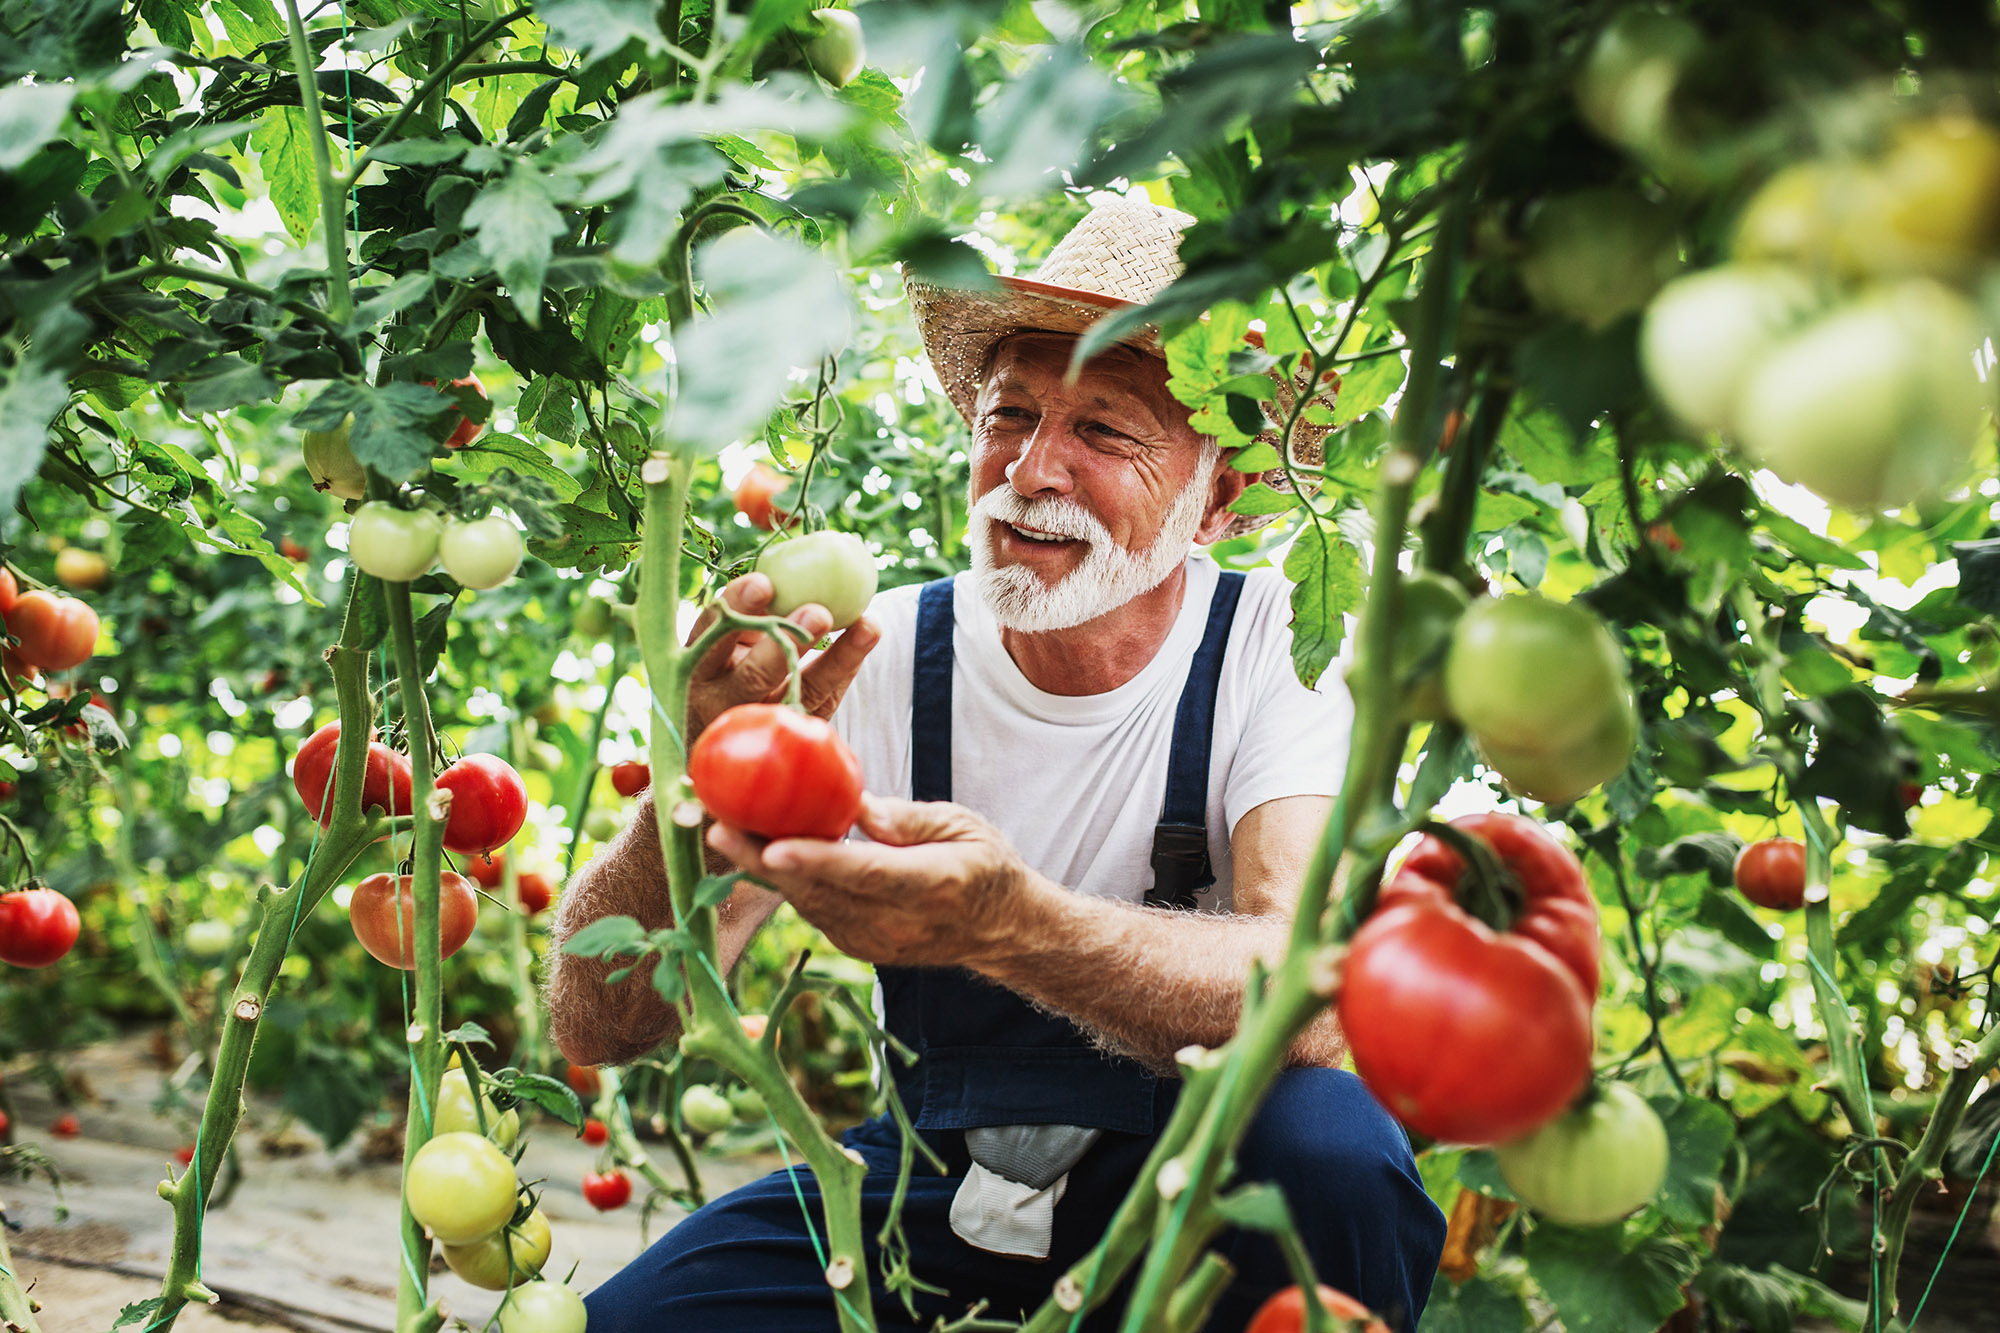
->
[1, 565, 101, 685]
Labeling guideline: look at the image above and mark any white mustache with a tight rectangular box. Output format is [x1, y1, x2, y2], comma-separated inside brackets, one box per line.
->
[971, 489, 1111, 546]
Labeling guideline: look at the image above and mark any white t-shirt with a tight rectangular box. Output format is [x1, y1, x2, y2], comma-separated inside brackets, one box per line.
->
[832, 553, 1352, 913]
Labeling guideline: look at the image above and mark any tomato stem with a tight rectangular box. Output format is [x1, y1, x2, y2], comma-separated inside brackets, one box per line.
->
[1417, 820, 1523, 935]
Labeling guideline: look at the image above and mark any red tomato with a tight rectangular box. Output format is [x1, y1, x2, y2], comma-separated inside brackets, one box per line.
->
[62, 691, 112, 737]
[609, 761, 650, 798]
[1245, 1284, 1389, 1333]
[0, 1109, 9, 1136]
[2, 650, 37, 686]
[1734, 837, 1806, 911]
[51, 1113, 80, 1138]
[293, 722, 413, 827]
[1338, 813, 1599, 1145]
[565, 1064, 601, 1097]
[426, 375, 488, 449]
[0, 568, 16, 614]
[436, 754, 528, 855]
[5, 591, 99, 671]
[1899, 781, 1924, 810]
[733, 464, 792, 530]
[280, 537, 311, 562]
[0, 781, 12, 800]
[517, 869, 554, 916]
[348, 871, 478, 969]
[688, 704, 864, 840]
[582, 1169, 632, 1211]
[464, 849, 507, 888]
[0, 888, 82, 968]
[581, 1117, 609, 1146]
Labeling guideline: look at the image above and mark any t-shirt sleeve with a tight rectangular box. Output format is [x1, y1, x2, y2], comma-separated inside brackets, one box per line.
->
[1220, 571, 1354, 835]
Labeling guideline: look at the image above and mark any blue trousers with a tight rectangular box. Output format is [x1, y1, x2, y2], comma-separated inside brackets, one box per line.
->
[585, 1069, 1445, 1332]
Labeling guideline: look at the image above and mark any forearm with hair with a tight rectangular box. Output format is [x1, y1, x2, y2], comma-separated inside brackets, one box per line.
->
[547, 797, 782, 1067]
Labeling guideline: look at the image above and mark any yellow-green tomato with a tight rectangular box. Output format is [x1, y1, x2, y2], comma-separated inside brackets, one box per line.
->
[1731, 161, 1859, 273]
[1640, 264, 1824, 434]
[184, 919, 234, 960]
[495, 1281, 589, 1333]
[729, 1084, 768, 1122]
[755, 531, 877, 629]
[304, 418, 367, 500]
[574, 596, 614, 637]
[681, 1084, 735, 1136]
[348, 503, 443, 582]
[1444, 596, 1633, 756]
[442, 1207, 552, 1291]
[406, 1132, 518, 1244]
[804, 8, 865, 87]
[439, 516, 524, 591]
[1389, 571, 1470, 723]
[1518, 190, 1681, 330]
[1572, 10, 1701, 159]
[1733, 279, 1992, 509]
[435, 1068, 520, 1149]
[583, 807, 622, 842]
[1496, 1082, 1669, 1226]
[1475, 694, 1636, 806]
[1858, 114, 2000, 283]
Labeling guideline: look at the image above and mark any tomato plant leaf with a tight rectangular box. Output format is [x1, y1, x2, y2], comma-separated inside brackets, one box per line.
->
[466, 164, 568, 323]
[1654, 1095, 1732, 1228]
[1525, 1224, 1698, 1333]
[1208, 1182, 1292, 1233]
[1416, 1272, 1532, 1333]
[1227, 483, 1298, 517]
[562, 914, 649, 958]
[0, 83, 75, 172]
[249, 105, 318, 245]
[1283, 525, 1361, 689]
[694, 873, 744, 911]
[1331, 351, 1405, 426]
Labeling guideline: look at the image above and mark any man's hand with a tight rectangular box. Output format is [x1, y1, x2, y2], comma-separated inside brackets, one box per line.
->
[687, 573, 879, 738]
[706, 794, 1040, 971]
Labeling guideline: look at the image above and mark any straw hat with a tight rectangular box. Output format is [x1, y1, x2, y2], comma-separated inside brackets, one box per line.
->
[904, 198, 1338, 539]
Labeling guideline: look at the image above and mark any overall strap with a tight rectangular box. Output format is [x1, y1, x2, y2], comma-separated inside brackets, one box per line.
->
[912, 577, 956, 803]
[1148, 570, 1247, 911]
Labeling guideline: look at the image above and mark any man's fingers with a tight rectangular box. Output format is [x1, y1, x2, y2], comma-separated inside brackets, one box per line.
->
[799, 615, 880, 717]
[855, 793, 971, 848]
[689, 574, 775, 676]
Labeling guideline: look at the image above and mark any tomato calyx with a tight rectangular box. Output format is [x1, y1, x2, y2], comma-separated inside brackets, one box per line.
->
[1413, 819, 1525, 935]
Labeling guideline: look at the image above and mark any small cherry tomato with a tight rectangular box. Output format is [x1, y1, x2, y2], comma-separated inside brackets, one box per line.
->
[175, 1144, 197, 1167]
[680, 1085, 734, 1136]
[516, 869, 554, 916]
[688, 704, 864, 841]
[0, 1109, 14, 1136]
[463, 850, 507, 888]
[280, 537, 312, 562]
[565, 1064, 601, 1097]
[0, 888, 82, 968]
[5, 591, 101, 671]
[1734, 837, 1807, 911]
[407, 1131, 518, 1244]
[51, 1112, 80, 1138]
[739, 1013, 769, 1042]
[436, 754, 528, 855]
[1244, 1283, 1389, 1333]
[581, 1117, 609, 1146]
[348, 872, 479, 969]
[733, 463, 792, 530]
[439, 516, 524, 591]
[582, 1168, 633, 1211]
[348, 503, 443, 582]
[54, 549, 110, 591]
[609, 760, 650, 798]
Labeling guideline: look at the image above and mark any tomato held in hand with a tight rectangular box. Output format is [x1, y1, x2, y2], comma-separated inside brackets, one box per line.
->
[5, 591, 100, 671]
[348, 502, 444, 582]
[582, 1168, 633, 1211]
[755, 530, 877, 629]
[51, 1112, 80, 1138]
[444, 1207, 552, 1291]
[293, 721, 413, 827]
[1338, 813, 1599, 1145]
[407, 1131, 518, 1244]
[733, 463, 792, 530]
[609, 760, 649, 797]
[1735, 836, 1807, 911]
[495, 1282, 589, 1333]
[436, 754, 528, 855]
[439, 516, 524, 591]
[1244, 1283, 1389, 1333]
[1496, 1081, 1669, 1226]
[689, 704, 864, 840]
[0, 888, 82, 968]
[349, 871, 478, 969]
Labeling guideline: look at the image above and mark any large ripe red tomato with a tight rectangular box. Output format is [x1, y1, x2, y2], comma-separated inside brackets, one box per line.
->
[0, 888, 82, 968]
[609, 760, 650, 797]
[582, 1168, 632, 1211]
[436, 754, 528, 855]
[348, 871, 478, 969]
[1338, 813, 1599, 1145]
[1245, 1284, 1389, 1333]
[1734, 837, 1806, 911]
[292, 721, 413, 827]
[0, 568, 17, 614]
[688, 704, 864, 840]
[5, 591, 100, 671]
[733, 464, 792, 531]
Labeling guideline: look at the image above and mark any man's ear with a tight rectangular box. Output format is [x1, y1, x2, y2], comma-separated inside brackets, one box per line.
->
[1195, 460, 1251, 545]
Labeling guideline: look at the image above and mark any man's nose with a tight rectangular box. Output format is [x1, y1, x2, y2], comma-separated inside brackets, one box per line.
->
[1004, 421, 1078, 497]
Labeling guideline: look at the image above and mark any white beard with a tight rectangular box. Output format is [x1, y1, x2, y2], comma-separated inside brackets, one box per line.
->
[969, 451, 1219, 633]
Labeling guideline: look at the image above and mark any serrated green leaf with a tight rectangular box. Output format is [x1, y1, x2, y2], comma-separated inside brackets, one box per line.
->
[562, 914, 649, 957]
[1655, 1095, 1732, 1228]
[1525, 1225, 1698, 1333]
[1332, 351, 1405, 425]
[1283, 526, 1363, 688]
[251, 106, 318, 244]
[466, 164, 567, 322]
[1228, 482, 1299, 516]
[0, 83, 76, 172]
[1418, 1273, 1532, 1333]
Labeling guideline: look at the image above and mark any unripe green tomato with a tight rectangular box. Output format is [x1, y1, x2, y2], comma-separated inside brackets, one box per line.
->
[439, 516, 525, 591]
[496, 1282, 589, 1333]
[1389, 571, 1470, 723]
[435, 1067, 520, 1149]
[1445, 596, 1633, 756]
[184, 919, 233, 960]
[1732, 161, 1861, 273]
[1573, 10, 1701, 159]
[443, 1207, 551, 1291]
[1641, 264, 1824, 434]
[348, 503, 443, 582]
[304, 417, 367, 500]
[1518, 189, 1681, 330]
[680, 1084, 735, 1135]
[406, 1132, 518, 1244]
[527, 739, 567, 773]
[756, 531, 877, 629]
[574, 597, 614, 637]
[804, 8, 865, 87]
[1475, 693, 1636, 805]
[1862, 114, 2000, 282]
[583, 807, 622, 842]
[1497, 1083, 1669, 1226]
[1733, 279, 1992, 509]
[729, 1084, 768, 1122]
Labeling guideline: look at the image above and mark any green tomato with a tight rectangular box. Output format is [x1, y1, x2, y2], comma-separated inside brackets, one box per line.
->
[1496, 1083, 1669, 1226]
[1475, 693, 1636, 806]
[1518, 189, 1680, 331]
[1731, 161, 1861, 274]
[406, 1132, 518, 1244]
[439, 516, 525, 591]
[184, 919, 233, 960]
[1445, 596, 1633, 756]
[1641, 264, 1824, 434]
[1733, 279, 1991, 509]
[574, 597, 614, 637]
[680, 1084, 735, 1136]
[495, 1281, 589, 1333]
[1389, 571, 1470, 723]
[583, 807, 622, 842]
[729, 1084, 768, 1122]
[442, 1207, 551, 1291]
[755, 531, 877, 629]
[1572, 11, 1700, 159]
[803, 8, 865, 87]
[435, 1068, 520, 1149]
[348, 503, 443, 583]
[304, 418, 367, 500]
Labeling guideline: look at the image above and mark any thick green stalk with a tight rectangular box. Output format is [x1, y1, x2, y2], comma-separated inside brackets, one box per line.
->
[278, 0, 352, 322]
[0, 1216, 44, 1333]
[1878, 1016, 2000, 1314]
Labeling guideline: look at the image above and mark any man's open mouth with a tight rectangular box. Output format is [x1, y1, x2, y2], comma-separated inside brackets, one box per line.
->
[1006, 523, 1079, 546]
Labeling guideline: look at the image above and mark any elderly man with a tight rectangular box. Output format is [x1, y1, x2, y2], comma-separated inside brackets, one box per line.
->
[552, 200, 1445, 1331]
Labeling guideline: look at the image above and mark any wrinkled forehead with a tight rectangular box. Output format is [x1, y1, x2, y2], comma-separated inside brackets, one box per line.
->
[975, 331, 1192, 431]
